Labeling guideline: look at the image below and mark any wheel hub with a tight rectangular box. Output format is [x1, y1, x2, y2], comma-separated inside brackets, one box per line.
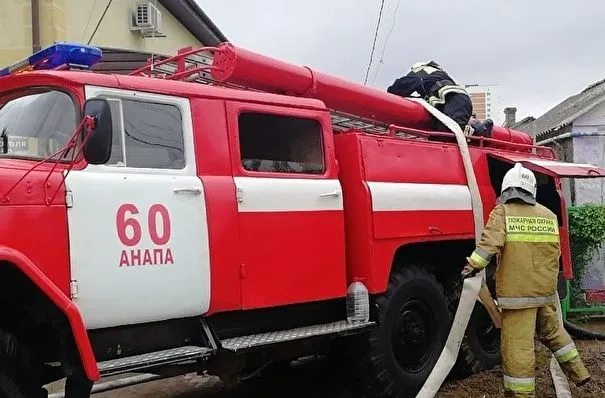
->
[391, 299, 437, 373]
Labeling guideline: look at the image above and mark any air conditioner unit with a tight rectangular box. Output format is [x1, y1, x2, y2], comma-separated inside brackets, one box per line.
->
[130, 1, 166, 38]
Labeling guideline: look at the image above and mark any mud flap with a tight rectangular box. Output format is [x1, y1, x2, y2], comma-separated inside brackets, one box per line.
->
[410, 99, 572, 398]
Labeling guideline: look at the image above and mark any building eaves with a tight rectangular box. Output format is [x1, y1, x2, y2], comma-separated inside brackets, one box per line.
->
[93, 47, 156, 74]
[508, 116, 535, 132]
[526, 77, 605, 139]
[158, 0, 227, 46]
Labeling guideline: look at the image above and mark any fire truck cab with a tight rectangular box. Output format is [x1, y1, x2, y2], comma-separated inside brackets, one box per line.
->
[0, 43, 604, 398]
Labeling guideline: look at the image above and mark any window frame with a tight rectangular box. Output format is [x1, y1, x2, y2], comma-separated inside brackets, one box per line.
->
[229, 103, 332, 180]
[105, 98, 126, 167]
[0, 86, 80, 162]
[106, 98, 186, 170]
[82, 86, 195, 176]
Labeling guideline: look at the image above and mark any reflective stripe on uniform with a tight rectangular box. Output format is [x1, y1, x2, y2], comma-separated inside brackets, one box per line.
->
[504, 375, 535, 393]
[427, 85, 468, 106]
[554, 342, 580, 363]
[505, 216, 559, 243]
[469, 247, 493, 269]
[506, 233, 559, 242]
[497, 294, 557, 308]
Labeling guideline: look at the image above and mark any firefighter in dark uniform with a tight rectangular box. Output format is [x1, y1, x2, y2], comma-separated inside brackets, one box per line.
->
[387, 61, 493, 137]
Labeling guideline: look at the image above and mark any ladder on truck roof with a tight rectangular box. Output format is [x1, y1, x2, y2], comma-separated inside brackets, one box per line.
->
[129, 47, 393, 135]
[127, 46, 554, 158]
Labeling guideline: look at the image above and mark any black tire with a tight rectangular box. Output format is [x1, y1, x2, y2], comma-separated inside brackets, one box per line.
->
[445, 276, 501, 376]
[0, 331, 46, 398]
[360, 266, 452, 398]
[0, 374, 24, 398]
[456, 304, 501, 375]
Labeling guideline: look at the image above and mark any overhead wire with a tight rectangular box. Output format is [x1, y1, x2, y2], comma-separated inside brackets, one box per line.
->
[370, 0, 402, 86]
[81, 0, 100, 42]
[363, 0, 386, 86]
[87, 0, 114, 45]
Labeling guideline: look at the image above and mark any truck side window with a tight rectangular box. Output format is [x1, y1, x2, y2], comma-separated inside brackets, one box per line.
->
[108, 99, 185, 169]
[238, 112, 325, 174]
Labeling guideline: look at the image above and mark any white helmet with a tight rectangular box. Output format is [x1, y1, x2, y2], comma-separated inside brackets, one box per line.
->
[411, 60, 442, 72]
[501, 163, 537, 198]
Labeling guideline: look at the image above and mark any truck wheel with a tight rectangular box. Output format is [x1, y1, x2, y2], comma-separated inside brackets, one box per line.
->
[457, 304, 501, 375]
[0, 331, 45, 398]
[445, 277, 501, 376]
[362, 266, 451, 398]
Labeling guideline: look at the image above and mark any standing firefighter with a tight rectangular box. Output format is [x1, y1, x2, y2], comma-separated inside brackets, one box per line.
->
[387, 61, 493, 137]
[462, 163, 591, 397]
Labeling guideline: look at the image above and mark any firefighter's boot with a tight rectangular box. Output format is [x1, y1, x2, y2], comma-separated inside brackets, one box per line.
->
[537, 304, 591, 386]
[468, 118, 493, 137]
[501, 307, 537, 398]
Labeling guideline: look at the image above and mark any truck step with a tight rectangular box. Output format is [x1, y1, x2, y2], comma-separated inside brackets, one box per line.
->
[221, 320, 374, 352]
[98, 346, 213, 377]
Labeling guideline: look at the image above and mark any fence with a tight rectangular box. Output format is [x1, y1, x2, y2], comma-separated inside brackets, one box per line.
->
[563, 203, 605, 322]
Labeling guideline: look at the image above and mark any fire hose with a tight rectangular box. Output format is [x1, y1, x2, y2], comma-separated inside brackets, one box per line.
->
[411, 99, 572, 398]
[564, 319, 605, 340]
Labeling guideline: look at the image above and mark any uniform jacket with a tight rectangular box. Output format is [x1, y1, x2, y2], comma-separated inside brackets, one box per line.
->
[467, 201, 561, 309]
[387, 65, 468, 107]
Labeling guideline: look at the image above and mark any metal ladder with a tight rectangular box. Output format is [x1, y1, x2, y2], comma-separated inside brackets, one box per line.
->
[128, 46, 400, 136]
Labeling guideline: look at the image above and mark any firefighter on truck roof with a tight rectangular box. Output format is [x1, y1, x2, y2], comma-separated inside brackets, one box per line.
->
[387, 61, 493, 137]
[461, 163, 591, 397]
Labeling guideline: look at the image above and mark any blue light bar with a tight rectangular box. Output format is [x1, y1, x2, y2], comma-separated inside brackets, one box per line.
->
[0, 42, 102, 77]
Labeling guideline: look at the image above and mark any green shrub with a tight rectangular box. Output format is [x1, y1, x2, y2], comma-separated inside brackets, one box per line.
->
[568, 204, 605, 307]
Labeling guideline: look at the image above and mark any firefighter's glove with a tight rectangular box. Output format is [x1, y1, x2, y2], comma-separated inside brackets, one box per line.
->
[461, 263, 479, 279]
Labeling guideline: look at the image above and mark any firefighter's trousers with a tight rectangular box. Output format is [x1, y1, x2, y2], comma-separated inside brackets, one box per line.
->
[501, 304, 590, 398]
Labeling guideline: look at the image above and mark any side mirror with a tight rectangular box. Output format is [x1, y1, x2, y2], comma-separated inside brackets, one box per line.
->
[82, 98, 113, 165]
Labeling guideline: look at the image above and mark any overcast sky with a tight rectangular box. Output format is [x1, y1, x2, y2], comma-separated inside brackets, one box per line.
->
[197, 0, 605, 125]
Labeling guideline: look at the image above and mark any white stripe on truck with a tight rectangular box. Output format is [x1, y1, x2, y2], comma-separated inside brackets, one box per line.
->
[367, 181, 472, 212]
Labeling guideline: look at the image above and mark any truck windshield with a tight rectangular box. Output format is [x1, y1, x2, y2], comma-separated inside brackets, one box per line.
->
[0, 89, 77, 159]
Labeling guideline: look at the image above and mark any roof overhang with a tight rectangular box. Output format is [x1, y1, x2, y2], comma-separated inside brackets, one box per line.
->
[535, 95, 605, 140]
[158, 0, 227, 46]
[92, 47, 157, 74]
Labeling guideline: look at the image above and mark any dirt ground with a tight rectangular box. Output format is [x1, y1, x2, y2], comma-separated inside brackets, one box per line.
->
[437, 340, 605, 398]
[47, 339, 605, 398]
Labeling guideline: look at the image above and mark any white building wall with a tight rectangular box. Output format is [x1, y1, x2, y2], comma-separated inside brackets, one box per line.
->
[572, 101, 605, 205]
[67, 0, 202, 56]
[570, 101, 605, 291]
[0, 0, 204, 68]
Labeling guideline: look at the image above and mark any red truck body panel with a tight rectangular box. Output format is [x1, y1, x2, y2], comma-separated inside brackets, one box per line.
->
[1, 43, 604, 383]
[189, 98, 243, 313]
[334, 132, 501, 292]
[224, 101, 347, 309]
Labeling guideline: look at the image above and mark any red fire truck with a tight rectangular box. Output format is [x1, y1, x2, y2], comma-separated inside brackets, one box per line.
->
[0, 43, 603, 398]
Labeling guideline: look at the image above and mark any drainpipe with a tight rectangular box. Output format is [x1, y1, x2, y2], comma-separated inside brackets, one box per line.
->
[536, 131, 605, 145]
[31, 0, 41, 52]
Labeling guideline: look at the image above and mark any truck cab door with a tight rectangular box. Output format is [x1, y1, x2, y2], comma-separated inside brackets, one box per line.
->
[488, 153, 605, 280]
[65, 86, 211, 329]
[226, 102, 347, 309]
